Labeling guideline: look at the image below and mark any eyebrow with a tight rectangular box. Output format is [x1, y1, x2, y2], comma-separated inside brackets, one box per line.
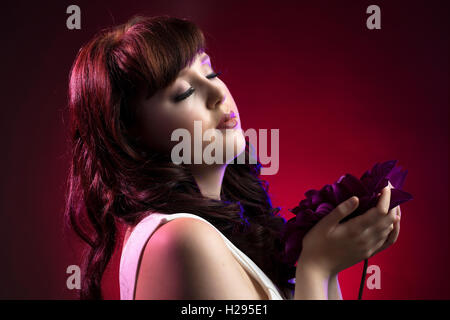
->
[200, 54, 211, 66]
[172, 54, 212, 87]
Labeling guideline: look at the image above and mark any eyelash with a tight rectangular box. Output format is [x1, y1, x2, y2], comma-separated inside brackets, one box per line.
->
[174, 71, 222, 102]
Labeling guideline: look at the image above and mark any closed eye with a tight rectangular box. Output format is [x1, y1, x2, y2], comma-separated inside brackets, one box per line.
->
[173, 71, 222, 102]
[206, 71, 222, 79]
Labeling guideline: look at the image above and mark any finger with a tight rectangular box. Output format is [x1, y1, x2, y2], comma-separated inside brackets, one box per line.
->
[323, 196, 359, 230]
[390, 206, 401, 235]
[377, 206, 399, 230]
[385, 219, 400, 247]
[365, 209, 397, 245]
[376, 185, 391, 215]
[393, 208, 401, 238]
[380, 221, 395, 239]
[347, 207, 375, 229]
[375, 214, 400, 255]
[352, 185, 392, 229]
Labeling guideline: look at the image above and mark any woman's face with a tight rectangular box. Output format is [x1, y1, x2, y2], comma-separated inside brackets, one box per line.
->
[134, 52, 246, 165]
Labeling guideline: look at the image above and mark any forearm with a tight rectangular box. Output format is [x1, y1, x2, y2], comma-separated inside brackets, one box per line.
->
[327, 273, 343, 300]
[294, 263, 331, 300]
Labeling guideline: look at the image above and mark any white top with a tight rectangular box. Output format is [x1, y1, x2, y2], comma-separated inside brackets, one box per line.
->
[119, 212, 289, 300]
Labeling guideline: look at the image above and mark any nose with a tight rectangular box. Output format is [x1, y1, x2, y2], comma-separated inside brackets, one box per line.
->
[206, 81, 227, 111]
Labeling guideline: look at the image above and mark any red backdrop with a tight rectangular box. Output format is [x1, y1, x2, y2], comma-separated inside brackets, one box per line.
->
[0, 0, 448, 299]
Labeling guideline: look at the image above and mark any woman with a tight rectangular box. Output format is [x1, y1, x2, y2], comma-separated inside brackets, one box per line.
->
[64, 15, 401, 300]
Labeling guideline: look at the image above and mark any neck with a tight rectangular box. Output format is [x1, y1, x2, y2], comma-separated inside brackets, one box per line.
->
[187, 163, 227, 201]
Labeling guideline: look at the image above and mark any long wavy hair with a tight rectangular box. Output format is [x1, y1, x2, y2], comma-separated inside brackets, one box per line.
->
[64, 14, 296, 300]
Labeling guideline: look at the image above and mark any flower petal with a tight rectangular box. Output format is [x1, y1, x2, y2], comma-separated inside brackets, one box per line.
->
[281, 159, 412, 266]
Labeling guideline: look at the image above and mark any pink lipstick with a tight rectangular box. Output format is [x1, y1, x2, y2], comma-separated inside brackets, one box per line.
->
[217, 111, 238, 129]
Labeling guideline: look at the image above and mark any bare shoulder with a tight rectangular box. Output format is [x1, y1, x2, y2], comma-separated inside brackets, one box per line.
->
[134, 217, 263, 300]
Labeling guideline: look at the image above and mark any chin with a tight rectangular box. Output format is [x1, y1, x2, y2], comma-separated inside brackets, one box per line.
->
[223, 128, 246, 164]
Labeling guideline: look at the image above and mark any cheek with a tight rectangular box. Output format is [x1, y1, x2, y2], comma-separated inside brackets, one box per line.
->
[176, 105, 215, 138]
[140, 107, 214, 154]
[138, 109, 180, 154]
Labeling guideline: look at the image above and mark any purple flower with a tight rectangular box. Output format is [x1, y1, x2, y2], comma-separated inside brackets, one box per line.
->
[281, 160, 413, 266]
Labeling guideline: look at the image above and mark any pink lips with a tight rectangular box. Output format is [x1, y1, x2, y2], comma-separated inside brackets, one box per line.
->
[217, 111, 238, 129]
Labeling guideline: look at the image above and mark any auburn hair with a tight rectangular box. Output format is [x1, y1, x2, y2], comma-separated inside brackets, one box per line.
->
[64, 14, 296, 299]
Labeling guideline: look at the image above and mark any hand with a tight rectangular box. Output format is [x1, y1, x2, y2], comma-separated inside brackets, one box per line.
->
[369, 182, 401, 257]
[298, 183, 400, 276]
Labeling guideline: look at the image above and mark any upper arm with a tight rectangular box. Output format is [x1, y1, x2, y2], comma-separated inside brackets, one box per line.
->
[134, 217, 261, 300]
